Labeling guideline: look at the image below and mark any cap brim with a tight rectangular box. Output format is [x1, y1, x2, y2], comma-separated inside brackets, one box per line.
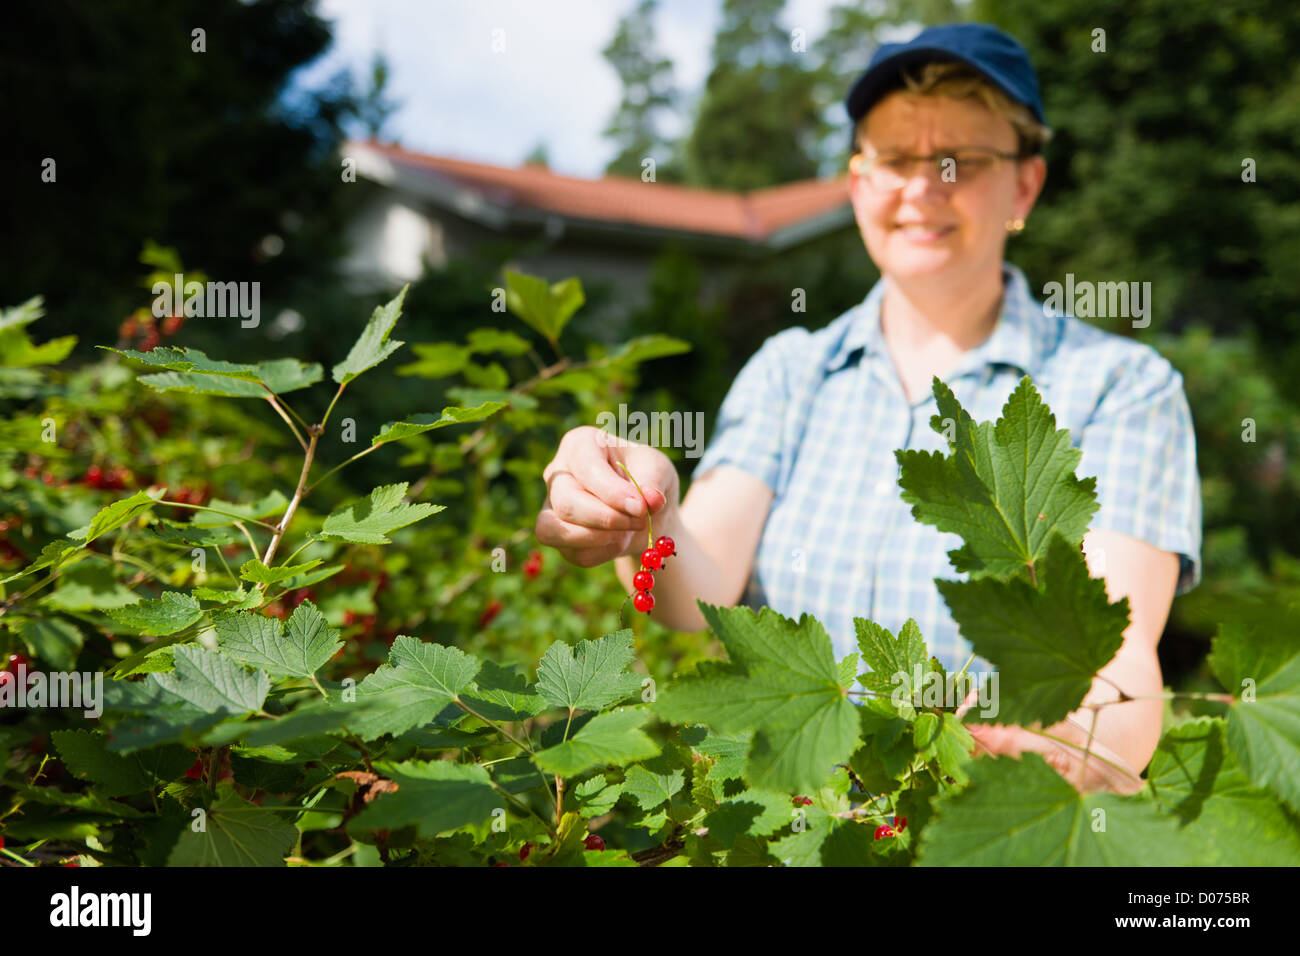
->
[846, 46, 1040, 125]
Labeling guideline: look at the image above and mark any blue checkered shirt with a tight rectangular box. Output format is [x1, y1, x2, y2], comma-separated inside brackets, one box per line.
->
[692, 262, 1202, 673]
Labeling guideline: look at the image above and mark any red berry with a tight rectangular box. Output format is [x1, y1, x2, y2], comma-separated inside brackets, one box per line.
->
[343, 610, 358, 626]
[41, 472, 56, 486]
[655, 536, 675, 558]
[84, 465, 104, 488]
[119, 316, 139, 338]
[140, 330, 161, 352]
[583, 834, 605, 851]
[479, 599, 504, 629]
[633, 591, 654, 613]
[162, 313, 184, 336]
[493, 862, 509, 867]
[640, 548, 662, 570]
[633, 570, 654, 591]
[519, 843, 532, 861]
[6, 654, 29, 672]
[874, 825, 896, 840]
[185, 758, 203, 780]
[893, 814, 907, 832]
[523, 550, 543, 580]
[63, 862, 80, 867]
[0, 835, 5, 851]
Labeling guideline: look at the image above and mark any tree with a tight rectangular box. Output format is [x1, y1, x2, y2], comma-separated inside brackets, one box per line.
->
[684, 0, 830, 189]
[600, 0, 683, 181]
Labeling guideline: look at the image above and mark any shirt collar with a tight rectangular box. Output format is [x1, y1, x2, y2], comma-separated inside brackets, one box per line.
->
[823, 262, 1053, 380]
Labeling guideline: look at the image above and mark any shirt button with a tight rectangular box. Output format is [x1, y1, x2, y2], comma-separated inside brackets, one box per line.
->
[873, 478, 894, 496]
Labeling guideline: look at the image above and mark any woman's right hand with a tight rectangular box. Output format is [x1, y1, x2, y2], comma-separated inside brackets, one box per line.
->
[536, 426, 680, 568]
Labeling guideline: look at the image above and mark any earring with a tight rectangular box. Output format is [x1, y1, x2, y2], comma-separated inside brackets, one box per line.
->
[1006, 218, 1026, 235]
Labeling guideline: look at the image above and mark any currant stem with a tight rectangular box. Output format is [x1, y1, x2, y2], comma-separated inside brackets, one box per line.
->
[615, 461, 653, 547]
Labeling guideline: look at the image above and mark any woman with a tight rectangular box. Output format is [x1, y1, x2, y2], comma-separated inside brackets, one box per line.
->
[535, 24, 1201, 794]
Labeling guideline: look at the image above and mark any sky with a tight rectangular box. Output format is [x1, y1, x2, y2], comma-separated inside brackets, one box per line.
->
[291, 0, 869, 179]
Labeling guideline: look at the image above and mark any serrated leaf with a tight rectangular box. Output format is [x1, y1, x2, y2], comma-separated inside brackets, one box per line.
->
[460, 660, 545, 721]
[107, 591, 202, 636]
[138, 358, 321, 397]
[153, 644, 269, 716]
[43, 561, 138, 611]
[11, 616, 84, 670]
[896, 375, 1099, 579]
[52, 729, 156, 796]
[1145, 717, 1300, 865]
[1223, 653, 1300, 814]
[703, 790, 792, 844]
[856, 617, 932, 701]
[215, 602, 341, 679]
[238, 557, 322, 585]
[190, 490, 288, 527]
[332, 285, 408, 384]
[0, 539, 77, 584]
[622, 764, 685, 810]
[466, 327, 531, 356]
[167, 786, 298, 866]
[445, 386, 538, 411]
[936, 534, 1129, 727]
[535, 630, 644, 713]
[370, 402, 506, 445]
[503, 271, 583, 343]
[67, 488, 166, 543]
[594, 334, 691, 366]
[769, 803, 877, 867]
[351, 760, 498, 837]
[533, 707, 659, 777]
[317, 482, 443, 544]
[350, 636, 480, 739]
[836, 652, 859, 688]
[656, 605, 859, 793]
[1208, 597, 1300, 691]
[917, 753, 1199, 865]
[394, 342, 471, 378]
[572, 775, 624, 817]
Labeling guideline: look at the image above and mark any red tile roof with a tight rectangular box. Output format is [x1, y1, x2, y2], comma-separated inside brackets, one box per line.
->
[352, 141, 851, 242]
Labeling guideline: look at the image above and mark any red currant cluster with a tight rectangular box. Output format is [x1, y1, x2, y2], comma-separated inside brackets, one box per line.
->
[119, 309, 185, 353]
[874, 815, 907, 840]
[632, 536, 675, 613]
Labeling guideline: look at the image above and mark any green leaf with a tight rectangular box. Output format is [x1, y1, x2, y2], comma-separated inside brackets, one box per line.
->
[460, 660, 546, 721]
[703, 790, 792, 844]
[936, 534, 1129, 727]
[332, 285, 409, 384]
[238, 557, 322, 585]
[317, 482, 443, 544]
[656, 604, 859, 793]
[12, 616, 84, 670]
[153, 644, 269, 716]
[137, 358, 321, 397]
[67, 488, 166, 543]
[769, 803, 877, 867]
[0, 539, 78, 584]
[1223, 652, 1300, 814]
[934, 712, 974, 786]
[896, 375, 1099, 579]
[445, 386, 538, 411]
[836, 652, 859, 688]
[593, 334, 691, 366]
[214, 602, 341, 679]
[369, 402, 506, 446]
[535, 630, 644, 712]
[621, 764, 685, 810]
[917, 753, 1199, 865]
[43, 561, 138, 611]
[503, 271, 583, 343]
[203, 695, 387, 749]
[166, 785, 298, 866]
[103, 345, 259, 377]
[856, 617, 931, 702]
[1208, 596, 1300, 691]
[466, 327, 531, 356]
[52, 730, 162, 797]
[190, 490, 288, 527]
[533, 707, 659, 777]
[572, 775, 625, 817]
[350, 636, 480, 739]
[1145, 717, 1300, 865]
[394, 342, 471, 378]
[351, 760, 499, 837]
[106, 591, 202, 636]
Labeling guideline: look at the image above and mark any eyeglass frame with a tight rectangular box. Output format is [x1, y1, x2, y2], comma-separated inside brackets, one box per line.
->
[848, 146, 1027, 190]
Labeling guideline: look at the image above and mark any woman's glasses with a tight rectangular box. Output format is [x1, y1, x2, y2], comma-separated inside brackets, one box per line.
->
[849, 147, 1023, 191]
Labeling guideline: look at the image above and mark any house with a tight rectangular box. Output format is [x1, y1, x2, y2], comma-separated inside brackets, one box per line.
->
[340, 140, 856, 322]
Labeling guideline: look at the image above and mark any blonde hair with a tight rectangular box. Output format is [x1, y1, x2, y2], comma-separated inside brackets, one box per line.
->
[854, 60, 1052, 155]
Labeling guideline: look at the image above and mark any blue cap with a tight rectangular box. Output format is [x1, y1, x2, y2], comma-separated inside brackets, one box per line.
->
[845, 23, 1046, 138]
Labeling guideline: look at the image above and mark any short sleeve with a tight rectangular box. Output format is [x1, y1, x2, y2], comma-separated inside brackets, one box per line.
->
[1076, 348, 1203, 595]
[691, 328, 806, 495]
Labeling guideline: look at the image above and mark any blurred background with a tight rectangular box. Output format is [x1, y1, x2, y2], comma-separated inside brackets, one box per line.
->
[3, 0, 1299, 693]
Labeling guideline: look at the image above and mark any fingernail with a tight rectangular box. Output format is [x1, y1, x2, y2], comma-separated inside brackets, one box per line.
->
[624, 497, 641, 513]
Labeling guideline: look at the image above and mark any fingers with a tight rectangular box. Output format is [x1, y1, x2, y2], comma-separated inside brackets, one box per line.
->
[544, 471, 646, 533]
[563, 428, 645, 516]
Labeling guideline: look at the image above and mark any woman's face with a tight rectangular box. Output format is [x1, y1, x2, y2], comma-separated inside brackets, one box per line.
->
[850, 91, 1046, 288]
